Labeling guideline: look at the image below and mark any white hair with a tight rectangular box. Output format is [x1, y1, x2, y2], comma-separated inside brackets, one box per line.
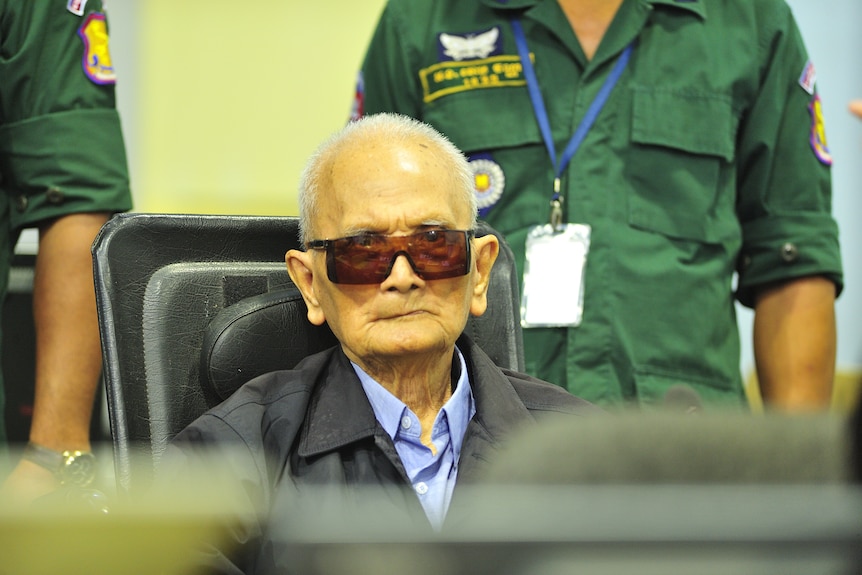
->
[297, 113, 477, 243]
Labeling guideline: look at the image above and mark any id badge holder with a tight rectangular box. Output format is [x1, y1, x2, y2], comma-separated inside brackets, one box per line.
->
[520, 222, 591, 328]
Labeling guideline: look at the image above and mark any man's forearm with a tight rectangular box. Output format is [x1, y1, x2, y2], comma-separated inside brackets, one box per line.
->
[753, 275, 837, 410]
[29, 212, 111, 450]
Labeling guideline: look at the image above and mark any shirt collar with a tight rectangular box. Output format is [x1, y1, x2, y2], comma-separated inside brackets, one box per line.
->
[644, 0, 706, 20]
[480, 0, 541, 11]
[482, 0, 706, 20]
[352, 347, 475, 452]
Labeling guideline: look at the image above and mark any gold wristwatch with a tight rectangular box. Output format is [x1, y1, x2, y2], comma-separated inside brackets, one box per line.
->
[22, 442, 97, 487]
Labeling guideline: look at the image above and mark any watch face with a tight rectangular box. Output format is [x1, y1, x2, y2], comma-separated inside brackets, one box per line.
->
[60, 451, 97, 487]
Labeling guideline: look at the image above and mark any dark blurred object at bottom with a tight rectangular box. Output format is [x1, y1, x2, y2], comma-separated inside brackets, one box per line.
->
[267, 411, 862, 575]
[483, 410, 853, 484]
[272, 485, 862, 575]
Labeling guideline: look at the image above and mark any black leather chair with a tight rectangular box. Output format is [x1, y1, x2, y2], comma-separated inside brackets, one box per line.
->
[92, 213, 524, 494]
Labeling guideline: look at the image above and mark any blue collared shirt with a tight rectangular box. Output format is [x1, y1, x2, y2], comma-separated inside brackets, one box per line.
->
[352, 347, 475, 528]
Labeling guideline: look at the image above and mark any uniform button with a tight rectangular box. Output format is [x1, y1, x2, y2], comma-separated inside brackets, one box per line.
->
[15, 195, 28, 212]
[415, 482, 428, 495]
[400, 416, 412, 430]
[780, 242, 799, 263]
[739, 254, 752, 271]
[46, 187, 65, 205]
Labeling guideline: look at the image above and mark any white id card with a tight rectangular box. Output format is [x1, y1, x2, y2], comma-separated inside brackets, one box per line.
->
[520, 223, 591, 328]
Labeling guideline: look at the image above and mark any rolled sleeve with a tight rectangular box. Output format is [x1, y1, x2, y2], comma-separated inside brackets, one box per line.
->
[0, 108, 132, 230]
[736, 211, 843, 307]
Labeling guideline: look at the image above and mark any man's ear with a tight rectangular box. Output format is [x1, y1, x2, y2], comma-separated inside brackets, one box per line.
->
[285, 249, 327, 326]
[469, 233, 499, 317]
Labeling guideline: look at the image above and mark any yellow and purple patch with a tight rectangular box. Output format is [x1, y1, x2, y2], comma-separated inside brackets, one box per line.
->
[77, 13, 116, 85]
[808, 94, 832, 166]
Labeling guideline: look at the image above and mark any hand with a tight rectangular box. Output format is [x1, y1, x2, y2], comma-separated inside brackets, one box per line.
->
[850, 100, 862, 120]
[1, 458, 62, 505]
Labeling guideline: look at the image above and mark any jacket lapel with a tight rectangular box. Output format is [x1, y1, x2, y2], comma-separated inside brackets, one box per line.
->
[455, 335, 536, 484]
[296, 348, 380, 457]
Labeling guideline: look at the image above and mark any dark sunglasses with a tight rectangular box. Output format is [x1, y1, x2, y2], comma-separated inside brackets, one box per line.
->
[306, 229, 475, 285]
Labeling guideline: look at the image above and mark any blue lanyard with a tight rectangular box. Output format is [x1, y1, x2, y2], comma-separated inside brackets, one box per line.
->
[511, 19, 633, 224]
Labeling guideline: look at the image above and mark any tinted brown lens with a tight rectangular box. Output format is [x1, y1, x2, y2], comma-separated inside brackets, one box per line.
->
[329, 235, 392, 284]
[412, 231, 470, 279]
[327, 231, 471, 284]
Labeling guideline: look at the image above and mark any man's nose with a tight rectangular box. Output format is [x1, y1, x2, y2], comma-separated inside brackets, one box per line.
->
[383, 252, 423, 288]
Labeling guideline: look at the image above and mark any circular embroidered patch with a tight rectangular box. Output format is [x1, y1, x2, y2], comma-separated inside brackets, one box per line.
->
[469, 158, 505, 210]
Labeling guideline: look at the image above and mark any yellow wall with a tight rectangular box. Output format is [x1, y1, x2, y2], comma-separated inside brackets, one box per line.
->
[137, 0, 387, 216]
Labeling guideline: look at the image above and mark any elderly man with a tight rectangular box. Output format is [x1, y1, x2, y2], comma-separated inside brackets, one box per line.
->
[163, 113, 594, 572]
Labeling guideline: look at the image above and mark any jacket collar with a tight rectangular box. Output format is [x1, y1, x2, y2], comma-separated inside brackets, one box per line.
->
[454, 335, 534, 484]
[296, 335, 535, 463]
[297, 347, 380, 458]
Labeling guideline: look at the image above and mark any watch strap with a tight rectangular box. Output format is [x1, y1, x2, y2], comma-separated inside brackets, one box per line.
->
[22, 442, 64, 472]
[21, 442, 96, 487]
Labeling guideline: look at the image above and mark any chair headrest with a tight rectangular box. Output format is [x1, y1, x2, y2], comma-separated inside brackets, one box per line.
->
[199, 288, 339, 404]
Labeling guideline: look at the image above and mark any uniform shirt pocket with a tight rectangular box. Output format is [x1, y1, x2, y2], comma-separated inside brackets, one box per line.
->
[626, 87, 739, 244]
[423, 86, 541, 153]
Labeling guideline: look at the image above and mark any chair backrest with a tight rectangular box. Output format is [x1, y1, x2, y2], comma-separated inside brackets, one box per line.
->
[93, 213, 524, 494]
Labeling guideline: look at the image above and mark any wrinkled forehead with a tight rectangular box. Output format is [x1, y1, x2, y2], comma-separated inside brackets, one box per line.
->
[314, 138, 472, 236]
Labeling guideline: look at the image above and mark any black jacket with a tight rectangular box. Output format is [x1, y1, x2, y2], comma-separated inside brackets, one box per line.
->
[164, 334, 596, 573]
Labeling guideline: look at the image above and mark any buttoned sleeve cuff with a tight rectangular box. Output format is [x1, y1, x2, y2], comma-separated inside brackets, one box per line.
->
[736, 212, 843, 308]
[0, 108, 132, 230]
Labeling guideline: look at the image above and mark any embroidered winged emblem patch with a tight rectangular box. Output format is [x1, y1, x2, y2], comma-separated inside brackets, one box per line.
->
[439, 27, 500, 61]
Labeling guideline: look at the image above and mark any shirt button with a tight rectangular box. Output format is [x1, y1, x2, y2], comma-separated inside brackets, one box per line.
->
[415, 482, 428, 495]
[15, 195, 28, 212]
[780, 242, 799, 263]
[46, 186, 65, 205]
[400, 416, 412, 430]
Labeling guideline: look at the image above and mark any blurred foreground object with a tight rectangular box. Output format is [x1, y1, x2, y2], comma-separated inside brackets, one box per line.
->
[272, 484, 862, 575]
[483, 410, 852, 484]
[268, 410, 862, 575]
[0, 486, 242, 575]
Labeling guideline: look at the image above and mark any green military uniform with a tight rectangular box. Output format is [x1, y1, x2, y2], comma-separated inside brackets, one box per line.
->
[356, 0, 843, 406]
[0, 0, 132, 442]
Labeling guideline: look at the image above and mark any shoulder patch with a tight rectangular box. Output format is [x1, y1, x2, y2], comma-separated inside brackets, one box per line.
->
[808, 94, 832, 166]
[798, 60, 816, 95]
[78, 13, 117, 85]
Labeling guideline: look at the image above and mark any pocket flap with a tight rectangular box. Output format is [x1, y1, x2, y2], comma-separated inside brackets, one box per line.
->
[424, 88, 541, 153]
[632, 87, 735, 161]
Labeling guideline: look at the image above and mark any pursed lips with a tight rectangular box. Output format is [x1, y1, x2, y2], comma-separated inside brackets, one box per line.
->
[375, 308, 427, 321]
